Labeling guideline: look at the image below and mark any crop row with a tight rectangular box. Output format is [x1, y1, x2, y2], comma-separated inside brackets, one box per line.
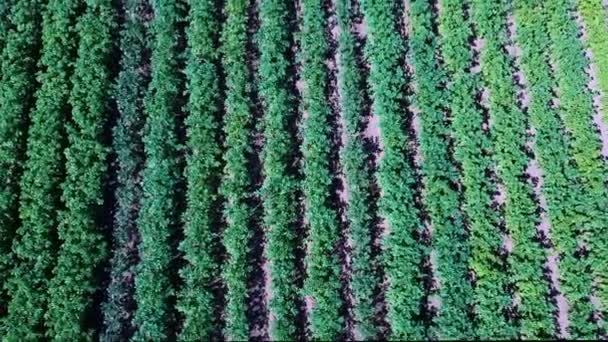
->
[545, 0, 608, 326]
[0, 0, 43, 317]
[514, 0, 608, 338]
[101, 0, 149, 340]
[408, 0, 473, 339]
[258, 0, 301, 339]
[220, 0, 255, 339]
[1, 0, 45, 338]
[176, 0, 223, 340]
[472, 0, 553, 338]
[335, 0, 380, 339]
[578, 0, 608, 117]
[438, 0, 515, 338]
[299, 0, 343, 339]
[132, 0, 183, 340]
[45, 0, 115, 339]
[359, 0, 425, 339]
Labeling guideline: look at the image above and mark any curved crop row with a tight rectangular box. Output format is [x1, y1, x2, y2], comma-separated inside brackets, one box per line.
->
[45, 0, 115, 339]
[176, 0, 223, 340]
[438, 0, 516, 338]
[133, 0, 183, 340]
[578, 0, 608, 116]
[409, 0, 473, 338]
[299, 0, 343, 339]
[472, 0, 554, 338]
[359, 0, 425, 339]
[514, 0, 596, 338]
[335, 0, 379, 339]
[545, 0, 608, 320]
[0, 0, 43, 320]
[257, 0, 301, 339]
[101, 0, 150, 340]
[0, 1, 50, 340]
[219, 0, 254, 339]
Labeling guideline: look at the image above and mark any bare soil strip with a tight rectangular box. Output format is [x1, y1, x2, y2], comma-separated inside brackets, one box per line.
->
[326, 0, 355, 339]
[246, 0, 269, 339]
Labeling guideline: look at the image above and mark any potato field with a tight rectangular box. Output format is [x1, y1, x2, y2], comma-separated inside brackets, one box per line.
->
[2, 0, 608, 340]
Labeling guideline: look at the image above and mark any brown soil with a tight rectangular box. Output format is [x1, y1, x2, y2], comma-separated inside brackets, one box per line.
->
[262, 261, 274, 335]
[410, 108, 424, 167]
[547, 254, 570, 339]
[507, 15, 531, 111]
[365, 113, 383, 163]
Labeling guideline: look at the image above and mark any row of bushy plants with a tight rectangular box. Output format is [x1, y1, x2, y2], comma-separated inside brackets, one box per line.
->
[472, 0, 554, 338]
[438, 0, 515, 338]
[359, 0, 425, 339]
[0, 0, 43, 323]
[101, 0, 150, 340]
[335, 0, 380, 339]
[219, 0, 254, 339]
[514, 0, 596, 338]
[132, 0, 183, 340]
[257, 0, 301, 339]
[44, 0, 115, 340]
[578, 0, 608, 117]
[298, 0, 343, 339]
[408, 0, 472, 338]
[133, 0, 183, 341]
[176, 0, 223, 340]
[545, 0, 608, 324]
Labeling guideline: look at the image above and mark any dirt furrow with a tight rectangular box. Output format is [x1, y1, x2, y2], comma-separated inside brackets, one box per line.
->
[247, 0, 268, 338]
[327, 0, 355, 339]
[285, 0, 308, 337]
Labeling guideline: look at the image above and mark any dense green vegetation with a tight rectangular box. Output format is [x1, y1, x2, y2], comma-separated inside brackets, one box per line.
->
[0, 1, 12, 80]
[132, 0, 183, 340]
[515, 0, 597, 338]
[257, 0, 301, 339]
[546, 0, 608, 323]
[220, 0, 254, 339]
[299, 0, 343, 339]
[409, 0, 472, 338]
[101, 0, 149, 340]
[472, 0, 554, 338]
[45, 0, 115, 339]
[176, 0, 223, 340]
[335, 0, 380, 339]
[0, 1, 48, 340]
[360, 0, 425, 339]
[439, 0, 515, 339]
[578, 0, 608, 116]
[0, 0, 43, 322]
[1, 0, 608, 339]
[576, 0, 608, 321]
